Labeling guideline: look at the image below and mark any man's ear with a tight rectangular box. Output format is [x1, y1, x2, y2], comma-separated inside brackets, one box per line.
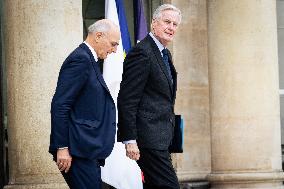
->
[151, 20, 157, 32]
[95, 32, 104, 42]
[151, 23, 155, 35]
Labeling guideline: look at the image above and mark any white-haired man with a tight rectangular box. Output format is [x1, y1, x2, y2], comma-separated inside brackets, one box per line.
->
[118, 4, 182, 189]
[49, 19, 120, 189]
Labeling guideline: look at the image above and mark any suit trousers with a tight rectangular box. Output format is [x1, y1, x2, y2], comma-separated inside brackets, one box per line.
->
[53, 154, 103, 189]
[137, 148, 180, 189]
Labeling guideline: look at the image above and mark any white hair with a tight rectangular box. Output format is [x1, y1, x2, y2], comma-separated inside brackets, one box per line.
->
[88, 19, 117, 34]
[152, 4, 182, 24]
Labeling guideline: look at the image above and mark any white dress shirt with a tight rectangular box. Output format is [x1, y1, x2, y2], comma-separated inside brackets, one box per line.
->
[83, 41, 98, 62]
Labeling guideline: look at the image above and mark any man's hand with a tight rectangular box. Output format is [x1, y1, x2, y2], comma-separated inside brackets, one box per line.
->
[125, 143, 140, 160]
[56, 148, 72, 173]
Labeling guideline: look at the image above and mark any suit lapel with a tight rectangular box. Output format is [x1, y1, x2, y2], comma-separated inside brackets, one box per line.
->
[168, 51, 177, 100]
[79, 43, 113, 100]
[147, 36, 174, 96]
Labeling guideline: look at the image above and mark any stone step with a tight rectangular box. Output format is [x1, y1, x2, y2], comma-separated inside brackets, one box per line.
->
[180, 181, 210, 189]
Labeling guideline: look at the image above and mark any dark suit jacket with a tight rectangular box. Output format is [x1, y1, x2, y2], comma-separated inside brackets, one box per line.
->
[49, 43, 116, 160]
[117, 35, 177, 150]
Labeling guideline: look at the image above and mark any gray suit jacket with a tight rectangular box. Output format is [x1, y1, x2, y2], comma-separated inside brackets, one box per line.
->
[117, 34, 177, 150]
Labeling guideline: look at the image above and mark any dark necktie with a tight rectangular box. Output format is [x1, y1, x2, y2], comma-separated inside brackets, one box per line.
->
[162, 48, 173, 84]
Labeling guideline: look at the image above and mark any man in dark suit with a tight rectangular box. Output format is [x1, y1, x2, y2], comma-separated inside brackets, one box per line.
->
[49, 19, 120, 189]
[117, 4, 182, 189]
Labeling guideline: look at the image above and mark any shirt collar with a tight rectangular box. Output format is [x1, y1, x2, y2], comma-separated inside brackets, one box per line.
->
[83, 41, 98, 62]
[149, 32, 165, 53]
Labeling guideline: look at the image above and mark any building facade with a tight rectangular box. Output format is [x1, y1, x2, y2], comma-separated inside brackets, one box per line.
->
[1, 0, 284, 188]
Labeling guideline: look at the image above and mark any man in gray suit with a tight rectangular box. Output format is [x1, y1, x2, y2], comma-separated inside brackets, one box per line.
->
[117, 4, 182, 189]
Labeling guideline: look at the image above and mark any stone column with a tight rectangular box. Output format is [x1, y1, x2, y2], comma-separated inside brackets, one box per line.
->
[168, 0, 211, 183]
[3, 1, 82, 188]
[208, 0, 284, 188]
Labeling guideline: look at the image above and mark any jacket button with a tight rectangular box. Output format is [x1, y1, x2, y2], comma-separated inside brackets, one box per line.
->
[169, 118, 173, 123]
[112, 122, 116, 126]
